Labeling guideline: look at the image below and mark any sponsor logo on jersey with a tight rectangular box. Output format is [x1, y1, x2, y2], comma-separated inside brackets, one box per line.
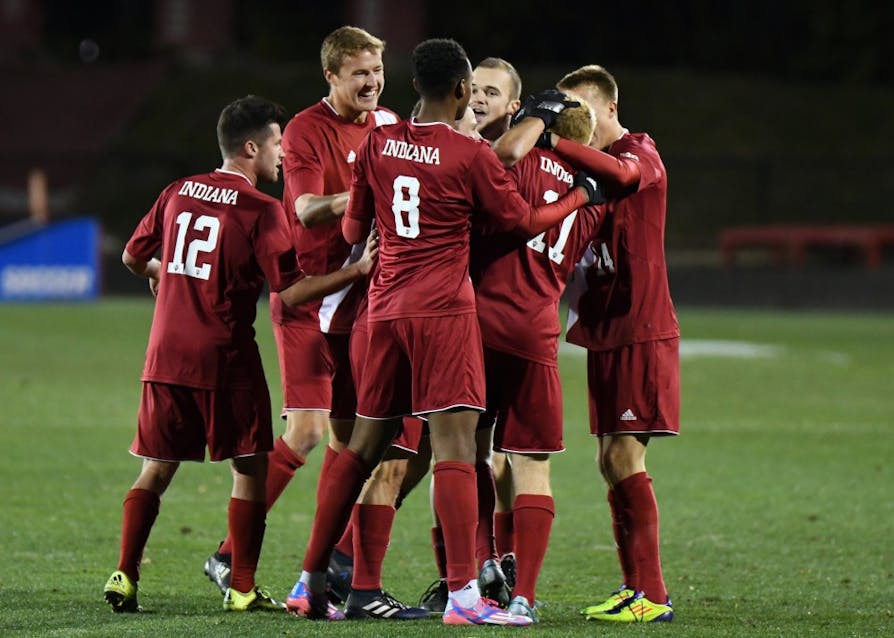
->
[347, 150, 356, 163]
[178, 181, 238, 205]
[381, 139, 441, 165]
[539, 156, 573, 185]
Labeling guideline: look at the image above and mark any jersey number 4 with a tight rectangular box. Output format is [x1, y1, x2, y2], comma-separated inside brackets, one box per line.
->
[166, 211, 220, 280]
[527, 189, 578, 264]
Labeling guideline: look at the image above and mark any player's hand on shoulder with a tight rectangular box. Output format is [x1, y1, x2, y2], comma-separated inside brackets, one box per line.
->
[534, 130, 555, 149]
[512, 89, 581, 129]
[573, 170, 606, 205]
[358, 229, 379, 275]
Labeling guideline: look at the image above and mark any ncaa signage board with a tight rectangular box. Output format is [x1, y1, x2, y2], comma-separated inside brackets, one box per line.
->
[0, 218, 100, 301]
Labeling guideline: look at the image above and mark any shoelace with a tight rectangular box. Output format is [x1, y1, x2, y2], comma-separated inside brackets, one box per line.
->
[381, 591, 408, 609]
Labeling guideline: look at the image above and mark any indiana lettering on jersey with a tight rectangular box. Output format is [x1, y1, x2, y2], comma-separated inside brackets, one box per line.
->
[178, 180, 239, 205]
[539, 156, 573, 185]
[381, 139, 441, 165]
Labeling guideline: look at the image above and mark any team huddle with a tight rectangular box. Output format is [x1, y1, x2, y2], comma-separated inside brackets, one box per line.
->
[103, 25, 679, 627]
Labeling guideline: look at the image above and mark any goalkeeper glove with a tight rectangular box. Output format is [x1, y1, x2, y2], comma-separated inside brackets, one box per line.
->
[511, 89, 580, 129]
[573, 171, 606, 205]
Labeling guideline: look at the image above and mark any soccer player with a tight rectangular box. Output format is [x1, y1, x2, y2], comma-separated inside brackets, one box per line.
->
[202, 26, 422, 618]
[536, 65, 679, 623]
[103, 95, 377, 614]
[418, 58, 523, 614]
[287, 38, 599, 626]
[465, 83, 609, 622]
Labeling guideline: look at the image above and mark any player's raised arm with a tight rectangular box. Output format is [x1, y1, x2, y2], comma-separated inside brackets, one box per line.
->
[491, 89, 580, 167]
[549, 137, 641, 190]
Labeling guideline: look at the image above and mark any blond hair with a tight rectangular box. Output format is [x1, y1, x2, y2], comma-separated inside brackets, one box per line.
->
[320, 26, 385, 73]
[557, 64, 618, 104]
[550, 91, 596, 145]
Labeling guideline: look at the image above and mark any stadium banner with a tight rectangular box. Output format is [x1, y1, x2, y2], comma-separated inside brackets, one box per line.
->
[0, 218, 101, 301]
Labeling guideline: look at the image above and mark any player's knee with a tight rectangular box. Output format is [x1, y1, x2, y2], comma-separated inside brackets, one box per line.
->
[283, 412, 328, 454]
[135, 460, 178, 494]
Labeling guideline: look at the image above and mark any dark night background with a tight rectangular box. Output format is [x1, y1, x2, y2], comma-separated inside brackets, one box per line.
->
[2, 0, 893, 303]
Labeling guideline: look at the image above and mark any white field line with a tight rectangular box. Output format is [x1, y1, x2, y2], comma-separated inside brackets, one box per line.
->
[559, 339, 783, 359]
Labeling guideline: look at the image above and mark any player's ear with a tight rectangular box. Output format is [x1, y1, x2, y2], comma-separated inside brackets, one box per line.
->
[507, 98, 522, 116]
[454, 77, 468, 101]
[244, 139, 258, 158]
[412, 77, 421, 94]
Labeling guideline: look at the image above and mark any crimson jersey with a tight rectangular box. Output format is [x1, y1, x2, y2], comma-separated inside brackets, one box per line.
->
[126, 169, 305, 389]
[475, 148, 603, 366]
[270, 99, 399, 332]
[565, 132, 679, 350]
[346, 119, 531, 321]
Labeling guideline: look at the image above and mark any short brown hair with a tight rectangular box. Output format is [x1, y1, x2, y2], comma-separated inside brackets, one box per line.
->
[476, 57, 522, 100]
[320, 26, 385, 74]
[217, 95, 288, 158]
[557, 64, 618, 103]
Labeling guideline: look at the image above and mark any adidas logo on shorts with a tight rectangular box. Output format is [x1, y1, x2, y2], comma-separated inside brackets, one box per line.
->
[620, 409, 637, 421]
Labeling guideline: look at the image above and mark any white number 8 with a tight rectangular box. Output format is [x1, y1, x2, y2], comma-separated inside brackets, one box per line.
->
[392, 175, 420, 238]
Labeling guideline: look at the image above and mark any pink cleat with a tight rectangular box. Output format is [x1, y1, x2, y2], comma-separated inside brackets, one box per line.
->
[286, 580, 345, 620]
[443, 596, 533, 626]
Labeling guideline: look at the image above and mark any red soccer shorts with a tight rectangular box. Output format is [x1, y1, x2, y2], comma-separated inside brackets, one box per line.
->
[585, 338, 680, 437]
[484, 347, 565, 454]
[132, 381, 273, 462]
[356, 313, 486, 419]
[351, 321, 424, 452]
[272, 322, 356, 420]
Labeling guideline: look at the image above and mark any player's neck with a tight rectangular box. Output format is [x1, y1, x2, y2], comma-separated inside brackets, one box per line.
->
[415, 101, 459, 126]
[479, 120, 509, 144]
[219, 160, 256, 186]
[326, 96, 369, 124]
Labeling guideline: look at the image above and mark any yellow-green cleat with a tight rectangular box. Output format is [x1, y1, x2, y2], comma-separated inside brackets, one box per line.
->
[223, 586, 286, 612]
[580, 585, 635, 617]
[104, 570, 141, 613]
[584, 591, 673, 622]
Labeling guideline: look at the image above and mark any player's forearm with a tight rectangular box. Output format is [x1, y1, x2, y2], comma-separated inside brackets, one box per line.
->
[278, 265, 364, 307]
[122, 250, 160, 279]
[491, 118, 544, 167]
[295, 192, 349, 228]
[553, 138, 641, 188]
[515, 188, 588, 237]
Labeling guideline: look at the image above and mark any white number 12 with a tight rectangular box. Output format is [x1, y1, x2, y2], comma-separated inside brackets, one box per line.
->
[167, 211, 220, 280]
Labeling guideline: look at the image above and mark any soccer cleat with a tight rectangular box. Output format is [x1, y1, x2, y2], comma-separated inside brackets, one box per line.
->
[443, 595, 534, 626]
[580, 584, 635, 616]
[508, 595, 539, 623]
[585, 591, 674, 623]
[325, 548, 353, 604]
[418, 579, 449, 615]
[286, 580, 345, 620]
[478, 558, 510, 607]
[223, 586, 285, 611]
[203, 548, 232, 595]
[104, 570, 141, 613]
[499, 552, 517, 591]
[344, 588, 430, 620]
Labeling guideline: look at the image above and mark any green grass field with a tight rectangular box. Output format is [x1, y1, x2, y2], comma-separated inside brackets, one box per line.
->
[1, 299, 892, 637]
